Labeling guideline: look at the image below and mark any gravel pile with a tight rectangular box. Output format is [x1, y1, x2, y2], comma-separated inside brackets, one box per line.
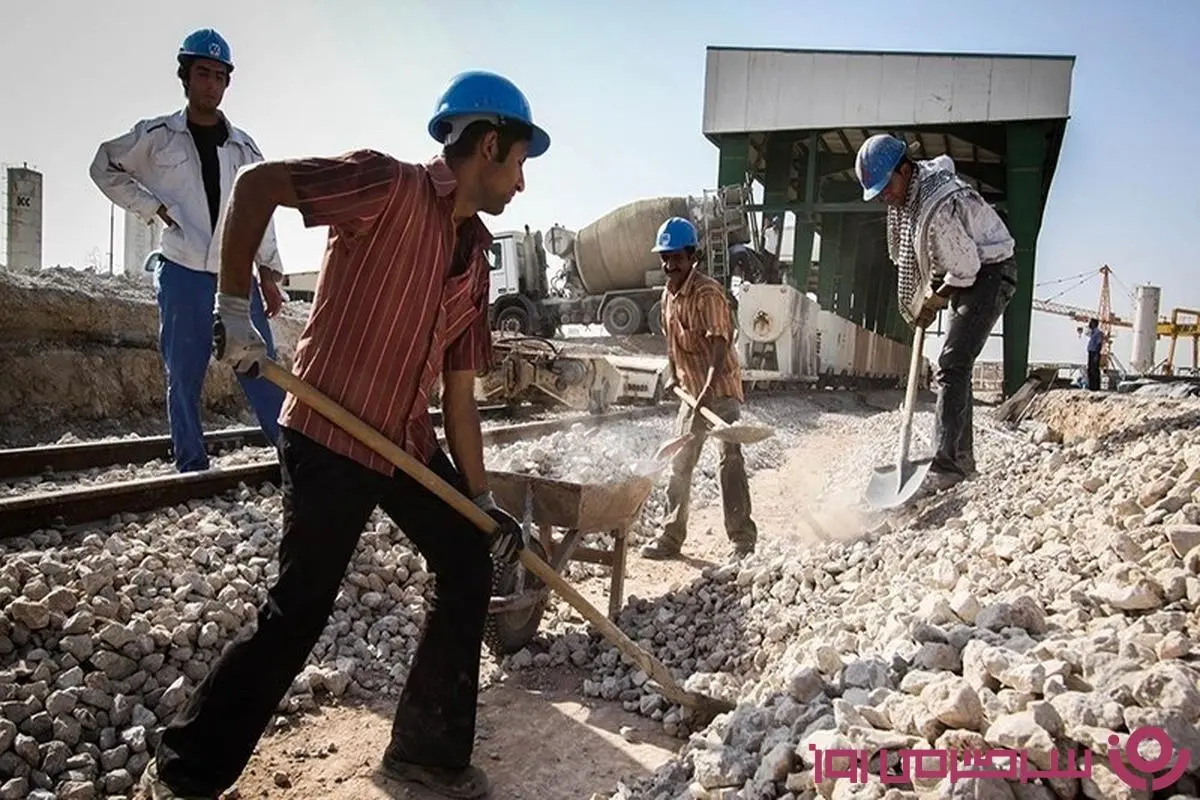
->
[0, 475, 515, 799]
[582, 392, 1200, 800]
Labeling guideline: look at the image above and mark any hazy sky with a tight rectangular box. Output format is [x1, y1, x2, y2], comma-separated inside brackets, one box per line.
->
[3, 0, 1199, 369]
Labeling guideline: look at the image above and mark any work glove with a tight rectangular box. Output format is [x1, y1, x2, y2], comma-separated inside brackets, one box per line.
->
[212, 293, 269, 377]
[473, 491, 524, 566]
[914, 291, 949, 330]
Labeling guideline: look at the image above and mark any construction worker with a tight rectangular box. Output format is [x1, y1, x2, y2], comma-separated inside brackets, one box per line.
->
[1086, 318, 1103, 390]
[855, 134, 1018, 494]
[641, 217, 758, 560]
[140, 70, 546, 800]
[89, 28, 285, 472]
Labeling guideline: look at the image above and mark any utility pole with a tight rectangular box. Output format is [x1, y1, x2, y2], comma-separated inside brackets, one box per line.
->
[108, 203, 115, 274]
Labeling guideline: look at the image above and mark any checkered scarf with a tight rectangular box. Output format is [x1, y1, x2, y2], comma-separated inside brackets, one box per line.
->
[886, 160, 972, 324]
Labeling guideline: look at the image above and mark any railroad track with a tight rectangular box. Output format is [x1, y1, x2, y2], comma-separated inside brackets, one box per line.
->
[0, 405, 669, 539]
[0, 405, 513, 480]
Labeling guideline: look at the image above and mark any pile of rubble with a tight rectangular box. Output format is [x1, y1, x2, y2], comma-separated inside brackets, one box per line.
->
[0, 482, 455, 800]
[583, 393, 1200, 800]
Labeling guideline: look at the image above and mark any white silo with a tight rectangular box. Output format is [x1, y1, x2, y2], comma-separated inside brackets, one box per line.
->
[5, 165, 43, 270]
[123, 210, 161, 281]
[1130, 284, 1162, 375]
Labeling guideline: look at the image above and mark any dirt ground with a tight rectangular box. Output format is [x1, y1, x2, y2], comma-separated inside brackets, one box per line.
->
[190, 414, 880, 800]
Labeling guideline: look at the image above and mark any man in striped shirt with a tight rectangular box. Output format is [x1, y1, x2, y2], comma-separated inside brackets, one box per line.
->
[142, 71, 551, 800]
[641, 217, 758, 561]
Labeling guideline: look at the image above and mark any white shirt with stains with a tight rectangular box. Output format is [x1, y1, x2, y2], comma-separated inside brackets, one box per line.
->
[924, 155, 1015, 289]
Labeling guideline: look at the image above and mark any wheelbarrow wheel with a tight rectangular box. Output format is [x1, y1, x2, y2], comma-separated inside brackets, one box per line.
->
[484, 539, 550, 658]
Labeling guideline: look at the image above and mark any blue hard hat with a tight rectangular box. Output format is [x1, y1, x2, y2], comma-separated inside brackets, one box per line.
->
[178, 28, 233, 71]
[428, 70, 550, 159]
[855, 134, 909, 200]
[652, 217, 698, 253]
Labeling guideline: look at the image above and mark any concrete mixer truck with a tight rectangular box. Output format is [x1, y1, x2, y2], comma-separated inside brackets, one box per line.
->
[486, 185, 759, 338]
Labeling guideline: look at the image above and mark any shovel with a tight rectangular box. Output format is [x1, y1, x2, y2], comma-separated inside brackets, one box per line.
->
[652, 386, 774, 461]
[864, 325, 933, 510]
[256, 359, 736, 722]
[672, 386, 775, 445]
[655, 388, 828, 539]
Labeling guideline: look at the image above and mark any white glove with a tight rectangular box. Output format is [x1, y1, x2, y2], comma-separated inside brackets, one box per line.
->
[212, 293, 268, 377]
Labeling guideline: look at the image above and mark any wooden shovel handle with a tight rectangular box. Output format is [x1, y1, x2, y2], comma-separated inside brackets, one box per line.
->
[672, 386, 728, 430]
[260, 360, 728, 714]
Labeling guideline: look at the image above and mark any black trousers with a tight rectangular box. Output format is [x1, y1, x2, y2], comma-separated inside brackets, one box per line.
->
[932, 258, 1018, 476]
[1087, 350, 1102, 391]
[156, 427, 493, 796]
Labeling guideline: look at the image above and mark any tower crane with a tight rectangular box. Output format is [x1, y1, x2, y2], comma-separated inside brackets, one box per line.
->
[1031, 265, 1131, 370]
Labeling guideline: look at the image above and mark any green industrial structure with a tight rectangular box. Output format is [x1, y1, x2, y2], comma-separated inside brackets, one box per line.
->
[702, 46, 1074, 396]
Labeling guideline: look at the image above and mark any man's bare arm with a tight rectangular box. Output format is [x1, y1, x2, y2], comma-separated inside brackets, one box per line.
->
[218, 163, 299, 299]
[441, 369, 489, 499]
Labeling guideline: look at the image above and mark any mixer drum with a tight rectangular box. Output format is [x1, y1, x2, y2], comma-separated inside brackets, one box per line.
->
[572, 197, 690, 295]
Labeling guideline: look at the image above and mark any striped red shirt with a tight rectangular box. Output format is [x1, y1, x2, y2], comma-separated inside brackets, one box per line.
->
[278, 150, 494, 476]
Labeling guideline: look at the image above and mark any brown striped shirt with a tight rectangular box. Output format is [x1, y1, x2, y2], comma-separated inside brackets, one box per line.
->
[278, 150, 493, 476]
[661, 269, 744, 402]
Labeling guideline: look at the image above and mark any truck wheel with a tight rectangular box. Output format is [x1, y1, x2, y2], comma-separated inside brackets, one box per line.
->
[495, 305, 532, 335]
[602, 297, 643, 337]
[648, 301, 664, 337]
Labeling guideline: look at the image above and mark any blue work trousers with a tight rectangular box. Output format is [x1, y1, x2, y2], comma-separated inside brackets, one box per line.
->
[154, 256, 284, 472]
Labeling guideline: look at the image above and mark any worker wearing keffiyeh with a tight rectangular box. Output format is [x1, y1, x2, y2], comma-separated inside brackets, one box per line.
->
[855, 134, 1019, 494]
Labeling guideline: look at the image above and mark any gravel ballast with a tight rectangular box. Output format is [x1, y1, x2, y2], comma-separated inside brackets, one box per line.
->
[5, 388, 1198, 800]
[582, 393, 1200, 800]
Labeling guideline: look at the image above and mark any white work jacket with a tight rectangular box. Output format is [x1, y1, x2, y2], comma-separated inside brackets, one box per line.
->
[89, 109, 283, 278]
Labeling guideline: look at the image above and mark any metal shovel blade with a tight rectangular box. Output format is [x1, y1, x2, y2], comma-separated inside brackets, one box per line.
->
[865, 456, 934, 510]
[708, 424, 774, 446]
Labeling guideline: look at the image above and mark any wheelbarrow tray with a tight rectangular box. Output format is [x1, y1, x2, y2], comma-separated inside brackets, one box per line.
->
[486, 469, 656, 532]
[482, 469, 657, 656]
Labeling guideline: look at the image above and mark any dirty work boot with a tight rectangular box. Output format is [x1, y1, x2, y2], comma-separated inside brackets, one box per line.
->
[918, 466, 967, 499]
[139, 758, 214, 800]
[724, 534, 753, 561]
[640, 533, 683, 560]
[381, 749, 491, 799]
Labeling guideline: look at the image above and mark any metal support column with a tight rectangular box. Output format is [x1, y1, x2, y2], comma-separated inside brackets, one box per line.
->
[820, 215, 845, 314]
[861, 227, 885, 332]
[716, 134, 750, 190]
[840, 219, 863, 325]
[795, 131, 820, 292]
[793, 223, 816, 292]
[1003, 122, 1049, 397]
[762, 134, 796, 285]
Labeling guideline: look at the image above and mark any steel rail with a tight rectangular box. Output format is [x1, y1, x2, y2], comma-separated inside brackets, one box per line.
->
[0, 404, 670, 540]
[0, 405, 514, 480]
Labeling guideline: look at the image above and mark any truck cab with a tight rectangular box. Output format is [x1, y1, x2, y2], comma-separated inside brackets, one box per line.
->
[486, 235, 520, 306]
[487, 229, 559, 337]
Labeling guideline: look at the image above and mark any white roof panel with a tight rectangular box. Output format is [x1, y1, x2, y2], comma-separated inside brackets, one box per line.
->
[703, 47, 1074, 135]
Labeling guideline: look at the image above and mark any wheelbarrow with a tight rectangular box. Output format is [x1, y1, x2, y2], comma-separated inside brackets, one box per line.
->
[483, 468, 657, 657]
